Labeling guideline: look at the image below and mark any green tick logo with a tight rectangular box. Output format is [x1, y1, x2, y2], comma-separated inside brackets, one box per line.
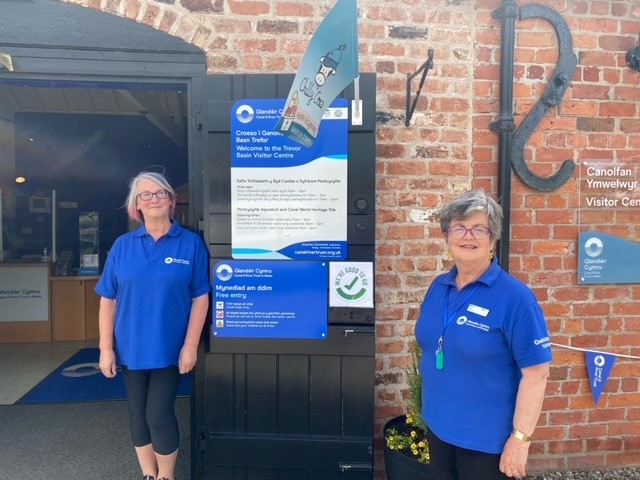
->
[334, 266, 368, 301]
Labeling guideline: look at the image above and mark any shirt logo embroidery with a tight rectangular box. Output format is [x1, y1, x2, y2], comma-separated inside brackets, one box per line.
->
[457, 315, 490, 332]
[164, 257, 190, 265]
[534, 336, 551, 348]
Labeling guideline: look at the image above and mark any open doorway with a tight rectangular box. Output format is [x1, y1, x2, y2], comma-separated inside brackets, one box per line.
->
[0, 0, 207, 278]
[0, 80, 190, 399]
[0, 3, 206, 477]
[0, 0, 205, 346]
[2, 80, 189, 273]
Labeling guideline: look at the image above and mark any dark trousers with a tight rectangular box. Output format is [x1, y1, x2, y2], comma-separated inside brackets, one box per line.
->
[426, 429, 510, 480]
[122, 366, 182, 455]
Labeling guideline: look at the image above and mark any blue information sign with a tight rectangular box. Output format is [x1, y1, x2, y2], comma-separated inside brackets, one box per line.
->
[212, 260, 328, 339]
[578, 232, 640, 284]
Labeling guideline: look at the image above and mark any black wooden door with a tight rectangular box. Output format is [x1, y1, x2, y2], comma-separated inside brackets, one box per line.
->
[195, 73, 376, 480]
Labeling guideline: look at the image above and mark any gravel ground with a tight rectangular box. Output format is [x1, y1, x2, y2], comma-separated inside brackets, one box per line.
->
[527, 468, 640, 480]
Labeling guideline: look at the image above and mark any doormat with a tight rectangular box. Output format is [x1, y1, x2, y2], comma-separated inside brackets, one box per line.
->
[16, 348, 191, 405]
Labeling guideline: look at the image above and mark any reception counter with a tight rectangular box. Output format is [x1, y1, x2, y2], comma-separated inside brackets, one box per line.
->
[50, 275, 100, 342]
[0, 263, 99, 343]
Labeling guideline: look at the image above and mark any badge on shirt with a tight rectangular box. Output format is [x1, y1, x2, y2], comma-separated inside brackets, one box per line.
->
[467, 304, 489, 317]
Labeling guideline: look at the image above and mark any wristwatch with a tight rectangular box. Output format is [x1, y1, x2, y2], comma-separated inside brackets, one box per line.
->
[512, 428, 532, 442]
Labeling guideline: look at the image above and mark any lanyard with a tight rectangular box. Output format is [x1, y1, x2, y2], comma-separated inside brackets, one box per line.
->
[436, 283, 481, 370]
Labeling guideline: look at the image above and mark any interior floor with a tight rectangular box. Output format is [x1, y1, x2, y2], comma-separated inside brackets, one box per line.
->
[0, 339, 97, 405]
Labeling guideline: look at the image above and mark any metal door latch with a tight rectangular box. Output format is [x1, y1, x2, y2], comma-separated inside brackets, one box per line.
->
[339, 462, 372, 472]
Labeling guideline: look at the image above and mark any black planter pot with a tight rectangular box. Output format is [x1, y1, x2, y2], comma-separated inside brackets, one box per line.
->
[383, 415, 432, 480]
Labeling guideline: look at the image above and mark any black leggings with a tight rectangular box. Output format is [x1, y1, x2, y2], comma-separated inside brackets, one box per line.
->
[122, 366, 181, 455]
[426, 429, 510, 480]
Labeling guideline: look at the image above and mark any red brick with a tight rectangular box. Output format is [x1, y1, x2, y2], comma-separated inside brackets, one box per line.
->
[124, 0, 141, 19]
[548, 439, 585, 454]
[181, 0, 224, 13]
[599, 34, 636, 51]
[274, 2, 313, 17]
[600, 102, 637, 116]
[228, 0, 269, 15]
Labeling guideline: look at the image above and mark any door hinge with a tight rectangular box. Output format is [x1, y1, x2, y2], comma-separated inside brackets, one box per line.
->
[197, 427, 206, 455]
[193, 104, 203, 132]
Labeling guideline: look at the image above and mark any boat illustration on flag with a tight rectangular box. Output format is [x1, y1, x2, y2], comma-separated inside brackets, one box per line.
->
[275, 0, 359, 147]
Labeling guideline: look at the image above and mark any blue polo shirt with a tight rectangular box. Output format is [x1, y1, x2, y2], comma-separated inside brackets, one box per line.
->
[415, 259, 552, 454]
[95, 221, 211, 370]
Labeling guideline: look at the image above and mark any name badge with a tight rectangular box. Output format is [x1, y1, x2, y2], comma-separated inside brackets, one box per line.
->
[467, 304, 489, 317]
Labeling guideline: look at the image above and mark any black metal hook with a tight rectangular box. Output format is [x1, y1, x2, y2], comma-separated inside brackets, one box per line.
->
[509, 4, 577, 192]
[626, 31, 640, 71]
[405, 49, 434, 127]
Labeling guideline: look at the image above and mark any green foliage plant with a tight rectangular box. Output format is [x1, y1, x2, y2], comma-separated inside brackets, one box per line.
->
[384, 340, 430, 464]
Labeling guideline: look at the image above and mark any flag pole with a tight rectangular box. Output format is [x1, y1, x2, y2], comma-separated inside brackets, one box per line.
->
[351, 0, 361, 126]
[352, 76, 362, 125]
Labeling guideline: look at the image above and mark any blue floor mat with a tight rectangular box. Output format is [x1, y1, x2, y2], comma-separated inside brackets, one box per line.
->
[16, 348, 191, 404]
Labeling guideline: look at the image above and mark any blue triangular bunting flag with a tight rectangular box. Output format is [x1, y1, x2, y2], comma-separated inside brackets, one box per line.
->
[585, 351, 616, 405]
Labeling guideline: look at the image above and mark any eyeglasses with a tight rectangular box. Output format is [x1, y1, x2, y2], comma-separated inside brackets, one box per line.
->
[448, 225, 491, 239]
[137, 190, 169, 201]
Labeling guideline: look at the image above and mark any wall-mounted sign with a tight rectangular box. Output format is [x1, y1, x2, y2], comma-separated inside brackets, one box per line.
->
[0, 265, 49, 322]
[578, 161, 640, 284]
[329, 261, 373, 308]
[212, 260, 328, 339]
[578, 232, 640, 284]
[231, 98, 348, 261]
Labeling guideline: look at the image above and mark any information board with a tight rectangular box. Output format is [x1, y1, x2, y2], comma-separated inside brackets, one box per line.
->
[212, 260, 328, 339]
[0, 265, 49, 322]
[578, 161, 640, 284]
[231, 98, 348, 260]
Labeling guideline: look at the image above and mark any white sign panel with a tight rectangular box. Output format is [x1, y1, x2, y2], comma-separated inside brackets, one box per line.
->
[0, 266, 49, 322]
[231, 98, 348, 260]
[329, 262, 374, 308]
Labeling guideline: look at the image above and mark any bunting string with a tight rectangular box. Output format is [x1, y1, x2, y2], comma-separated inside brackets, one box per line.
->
[550, 342, 640, 360]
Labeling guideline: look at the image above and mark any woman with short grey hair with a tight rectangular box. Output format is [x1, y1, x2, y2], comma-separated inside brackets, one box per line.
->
[416, 189, 551, 480]
[439, 189, 503, 244]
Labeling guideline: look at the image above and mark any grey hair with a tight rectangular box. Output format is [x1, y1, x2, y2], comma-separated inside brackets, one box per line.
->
[125, 171, 176, 223]
[440, 190, 503, 241]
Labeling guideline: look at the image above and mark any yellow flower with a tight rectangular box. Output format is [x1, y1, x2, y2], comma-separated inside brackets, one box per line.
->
[384, 420, 430, 464]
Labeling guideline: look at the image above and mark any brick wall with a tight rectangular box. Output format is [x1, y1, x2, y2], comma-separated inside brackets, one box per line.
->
[64, 0, 640, 475]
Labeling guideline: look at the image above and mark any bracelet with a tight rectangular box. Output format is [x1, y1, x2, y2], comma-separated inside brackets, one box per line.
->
[512, 428, 532, 442]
